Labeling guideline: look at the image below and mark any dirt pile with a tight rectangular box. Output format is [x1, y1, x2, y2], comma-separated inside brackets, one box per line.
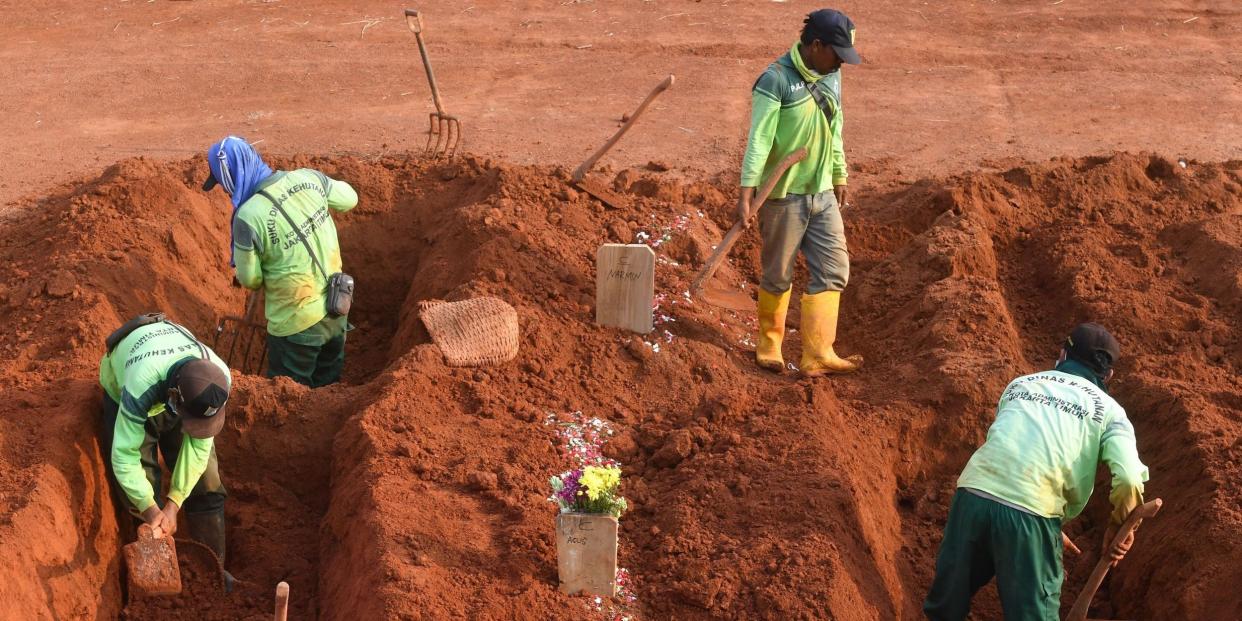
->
[0, 151, 1238, 619]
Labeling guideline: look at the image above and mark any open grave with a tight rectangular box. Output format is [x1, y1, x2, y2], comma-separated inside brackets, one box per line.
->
[0, 152, 1239, 619]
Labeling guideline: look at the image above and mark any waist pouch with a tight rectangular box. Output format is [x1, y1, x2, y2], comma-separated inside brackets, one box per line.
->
[259, 189, 355, 318]
[326, 272, 354, 317]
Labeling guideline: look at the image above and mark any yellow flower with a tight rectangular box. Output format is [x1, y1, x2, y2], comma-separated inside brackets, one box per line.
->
[578, 466, 622, 501]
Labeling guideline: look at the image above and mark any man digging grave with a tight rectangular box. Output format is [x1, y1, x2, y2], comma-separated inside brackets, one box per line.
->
[99, 314, 234, 589]
[923, 323, 1150, 621]
[738, 9, 863, 376]
[203, 135, 359, 387]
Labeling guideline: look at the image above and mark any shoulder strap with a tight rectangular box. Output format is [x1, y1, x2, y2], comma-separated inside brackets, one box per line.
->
[806, 81, 836, 122]
[257, 189, 329, 280]
[105, 312, 166, 353]
[163, 320, 207, 359]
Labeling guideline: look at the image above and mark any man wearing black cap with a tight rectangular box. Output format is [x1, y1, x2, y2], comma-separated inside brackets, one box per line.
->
[99, 314, 233, 575]
[924, 323, 1150, 620]
[739, 8, 864, 377]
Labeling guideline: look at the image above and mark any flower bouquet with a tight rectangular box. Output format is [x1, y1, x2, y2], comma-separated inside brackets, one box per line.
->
[546, 413, 628, 597]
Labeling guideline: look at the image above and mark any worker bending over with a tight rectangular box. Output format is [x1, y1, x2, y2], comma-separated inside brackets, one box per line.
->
[203, 136, 358, 387]
[100, 313, 233, 583]
[924, 323, 1149, 620]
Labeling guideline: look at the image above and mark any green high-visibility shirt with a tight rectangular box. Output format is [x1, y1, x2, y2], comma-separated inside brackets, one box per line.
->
[99, 322, 230, 512]
[740, 46, 848, 199]
[232, 169, 358, 337]
[957, 368, 1149, 525]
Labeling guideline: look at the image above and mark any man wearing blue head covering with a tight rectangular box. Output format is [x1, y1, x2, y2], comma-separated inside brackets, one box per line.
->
[203, 136, 358, 387]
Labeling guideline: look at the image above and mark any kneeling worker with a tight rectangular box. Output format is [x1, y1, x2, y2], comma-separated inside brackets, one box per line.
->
[924, 323, 1149, 620]
[203, 135, 358, 387]
[99, 313, 232, 579]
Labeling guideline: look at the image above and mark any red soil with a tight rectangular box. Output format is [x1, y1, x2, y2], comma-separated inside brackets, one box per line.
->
[0, 151, 1239, 620]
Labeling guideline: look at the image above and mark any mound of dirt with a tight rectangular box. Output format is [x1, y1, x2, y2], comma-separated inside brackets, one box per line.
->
[0, 151, 1238, 620]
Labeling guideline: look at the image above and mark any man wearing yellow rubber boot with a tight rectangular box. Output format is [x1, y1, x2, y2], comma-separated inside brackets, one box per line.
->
[738, 9, 862, 376]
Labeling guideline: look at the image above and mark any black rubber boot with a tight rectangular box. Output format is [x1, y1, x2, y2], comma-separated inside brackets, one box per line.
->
[186, 510, 236, 593]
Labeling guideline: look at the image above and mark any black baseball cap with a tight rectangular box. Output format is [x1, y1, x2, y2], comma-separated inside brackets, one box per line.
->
[1064, 323, 1121, 376]
[170, 359, 230, 439]
[803, 9, 860, 65]
[202, 171, 218, 191]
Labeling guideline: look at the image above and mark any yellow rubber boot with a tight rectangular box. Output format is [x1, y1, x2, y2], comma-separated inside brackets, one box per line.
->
[756, 288, 791, 372]
[799, 290, 863, 376]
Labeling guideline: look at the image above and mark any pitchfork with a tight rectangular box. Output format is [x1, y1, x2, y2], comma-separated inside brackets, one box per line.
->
[212, 290, 268, 376]
[404, 9, 461, 158]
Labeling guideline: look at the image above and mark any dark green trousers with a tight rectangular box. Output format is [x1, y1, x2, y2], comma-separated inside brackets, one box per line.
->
[100, 395, 227, 518]
[924, 489, 1063, 621]
[266, 314, 347, 388]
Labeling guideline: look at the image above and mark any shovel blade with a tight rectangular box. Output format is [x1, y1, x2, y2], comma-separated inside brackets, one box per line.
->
[573, 176, 628, 210]
[124, 524, 182, 597]
[696, 283, 754, 312]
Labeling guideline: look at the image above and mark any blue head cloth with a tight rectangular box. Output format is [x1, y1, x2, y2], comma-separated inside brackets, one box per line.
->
[205, 136, 273, 265]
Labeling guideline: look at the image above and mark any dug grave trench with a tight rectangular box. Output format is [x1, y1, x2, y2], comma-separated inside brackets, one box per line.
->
[0, 153, 1239, 619]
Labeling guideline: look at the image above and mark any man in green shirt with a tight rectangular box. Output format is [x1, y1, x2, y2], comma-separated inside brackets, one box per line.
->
[203, 136, 358, 387]
[99, 314, 232, 574]
[924, 323, 1150, 620]
[738, 9, 863, 377]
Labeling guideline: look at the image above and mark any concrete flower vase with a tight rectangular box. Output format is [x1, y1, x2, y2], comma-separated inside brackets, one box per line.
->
[555, 512, 618, 597]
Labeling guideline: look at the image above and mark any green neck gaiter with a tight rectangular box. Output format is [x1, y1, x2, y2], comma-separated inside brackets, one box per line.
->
[1056, 358, 1109, 392]
[790, 41, 823, 83]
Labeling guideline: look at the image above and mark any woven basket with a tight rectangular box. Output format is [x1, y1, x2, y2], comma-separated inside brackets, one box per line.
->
[419, 297, 520, 367]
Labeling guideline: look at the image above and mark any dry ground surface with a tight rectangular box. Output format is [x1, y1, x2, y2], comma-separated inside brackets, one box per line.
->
[1, 1, 1241, 621]
[2, 0, 1240, 206]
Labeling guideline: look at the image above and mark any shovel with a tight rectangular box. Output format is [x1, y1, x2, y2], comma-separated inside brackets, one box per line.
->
[689, 148, 808, 311]
[1065, 498, 1163, 621]
[571, 74, 675, 209]
[123, 523, 182, 597]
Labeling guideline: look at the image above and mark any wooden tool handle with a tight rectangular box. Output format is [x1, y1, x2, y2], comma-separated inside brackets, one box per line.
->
[405, 10, 446, 114]
[403, 9, 423, 33]
[1065, 498, 1163, 621]
[688, 148, 808, 296]
[274, 581, 290, 621]
[571, 75, 675, 182]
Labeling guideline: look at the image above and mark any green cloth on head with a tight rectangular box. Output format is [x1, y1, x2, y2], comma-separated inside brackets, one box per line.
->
[924, 489, 1064, 621]
[739, 43, 848, 199]
[232, 169, 358, 337]
[99, 322, 229, 511]
[956, 369, 1148, 525]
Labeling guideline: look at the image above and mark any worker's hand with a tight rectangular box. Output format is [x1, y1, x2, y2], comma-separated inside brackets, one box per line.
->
[834, 185, 848, 210]
[737, 187, 756, 229]
[1062, 532, 1082, 555]
[1101, 526, 1135, 567]
[144, 501, 180, 538]
[142, 504, 170, 538]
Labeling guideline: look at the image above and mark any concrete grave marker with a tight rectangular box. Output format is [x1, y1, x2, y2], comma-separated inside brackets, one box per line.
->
[595, 244, 654, 334]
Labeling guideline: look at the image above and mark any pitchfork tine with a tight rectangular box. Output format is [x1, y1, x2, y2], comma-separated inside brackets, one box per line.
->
[426, 112, 439, 154]
[446, 117, 461, 158]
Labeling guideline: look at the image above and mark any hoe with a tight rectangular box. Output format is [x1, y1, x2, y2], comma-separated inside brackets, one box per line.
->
[689, 148, 808, 311]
